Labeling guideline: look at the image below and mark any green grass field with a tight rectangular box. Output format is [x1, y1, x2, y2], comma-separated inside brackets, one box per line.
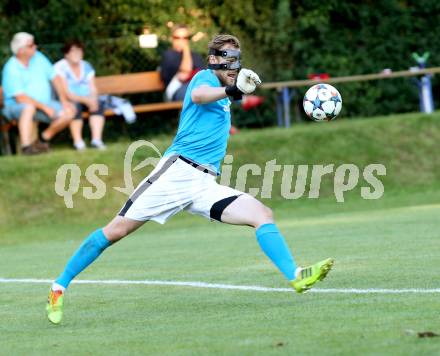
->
[1, 113, 439, 355]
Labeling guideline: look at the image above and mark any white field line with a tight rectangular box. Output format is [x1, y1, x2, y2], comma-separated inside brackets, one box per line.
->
[0, 278, 439, 294]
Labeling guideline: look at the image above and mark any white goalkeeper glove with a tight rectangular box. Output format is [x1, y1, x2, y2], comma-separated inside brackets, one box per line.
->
[225, 68, 262, 100]
[236, 68, 262, 94]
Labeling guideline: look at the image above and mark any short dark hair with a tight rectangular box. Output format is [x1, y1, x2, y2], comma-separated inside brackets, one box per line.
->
[62, 40, 84, 54]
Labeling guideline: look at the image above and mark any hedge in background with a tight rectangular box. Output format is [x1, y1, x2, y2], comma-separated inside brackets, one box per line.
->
[1, 0, 439, 123]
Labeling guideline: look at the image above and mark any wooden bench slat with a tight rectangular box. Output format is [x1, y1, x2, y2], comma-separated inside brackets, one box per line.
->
[95, 72, 165, 95]
[133, 101, 183, 113]
[1, 71, 169, 107]
[0, 121, 15, 132]
[94, 102, 183, 118]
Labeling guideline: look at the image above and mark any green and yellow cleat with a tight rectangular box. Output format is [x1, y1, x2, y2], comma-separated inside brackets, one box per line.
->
[46, 289, 64, 324]
[291, 258, 334, 293]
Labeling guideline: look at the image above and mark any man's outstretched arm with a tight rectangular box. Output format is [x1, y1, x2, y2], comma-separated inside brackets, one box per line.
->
[191, 85, 228, 104]
[191, 69, 262, 104]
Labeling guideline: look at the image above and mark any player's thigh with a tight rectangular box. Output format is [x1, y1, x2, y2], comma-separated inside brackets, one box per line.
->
[220, 194, 273, 228]
[189, 178, 274, 228]
[118, 156, 196, 224]
[103, 215, 145, 242]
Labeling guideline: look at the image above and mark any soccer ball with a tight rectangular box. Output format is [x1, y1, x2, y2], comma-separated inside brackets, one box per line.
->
[303, 84, 342, 121]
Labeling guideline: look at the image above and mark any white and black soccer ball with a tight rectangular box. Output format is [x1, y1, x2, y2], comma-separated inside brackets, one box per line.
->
[303, 84, 342, 121]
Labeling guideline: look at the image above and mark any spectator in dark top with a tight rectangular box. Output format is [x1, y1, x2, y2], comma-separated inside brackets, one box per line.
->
[160, 25, 205, 101]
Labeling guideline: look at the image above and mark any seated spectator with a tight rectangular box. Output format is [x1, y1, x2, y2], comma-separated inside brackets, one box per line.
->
[1, 32, 76, 155]
[54, 40, 106, 150]
[160, 25, 205, 101]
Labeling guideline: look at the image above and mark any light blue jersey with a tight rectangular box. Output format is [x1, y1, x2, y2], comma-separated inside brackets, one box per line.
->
[164, 69, 231, 173]
[2, 51, 56, 107]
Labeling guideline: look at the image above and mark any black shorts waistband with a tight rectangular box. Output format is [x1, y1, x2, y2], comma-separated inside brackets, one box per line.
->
[178, 155, 217, 176]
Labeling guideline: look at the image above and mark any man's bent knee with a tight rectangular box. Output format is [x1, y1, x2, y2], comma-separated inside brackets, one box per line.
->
[103, 223, 130, 242]
[20, 103, 36, 116]
[23, 103, 36, 111]
[255, 205, 274, 228]
[103, 217, 143, 243]
[250, 203, 274, 229]
[262, 206, 274, 221]
[59, 111, 75, 122]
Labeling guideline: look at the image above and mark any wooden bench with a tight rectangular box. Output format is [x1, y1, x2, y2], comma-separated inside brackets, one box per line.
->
[0, 87, 17, 154]
[0, 71, 183, 155]
[95, 71, 183, 115]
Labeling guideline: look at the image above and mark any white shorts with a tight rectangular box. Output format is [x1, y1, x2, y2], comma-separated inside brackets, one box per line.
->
[119, 155, 243, 224]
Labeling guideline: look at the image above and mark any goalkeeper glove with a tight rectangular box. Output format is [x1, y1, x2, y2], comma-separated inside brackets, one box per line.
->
[225, 68, 262, 100]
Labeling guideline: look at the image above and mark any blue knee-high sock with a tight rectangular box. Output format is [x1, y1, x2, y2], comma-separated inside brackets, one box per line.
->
[55, 229, 111, 289]
[256, 223, 297, 281]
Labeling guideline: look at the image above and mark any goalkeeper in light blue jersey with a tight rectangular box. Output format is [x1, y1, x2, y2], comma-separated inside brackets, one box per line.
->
[47, 34, 334, 324]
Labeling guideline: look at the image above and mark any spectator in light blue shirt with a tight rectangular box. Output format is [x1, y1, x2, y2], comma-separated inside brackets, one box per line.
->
[1, 32, 76, 155]
[54, 40, 106, 150]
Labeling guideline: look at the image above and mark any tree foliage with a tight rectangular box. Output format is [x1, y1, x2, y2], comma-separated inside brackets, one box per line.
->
[1, 0, 440, 122]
